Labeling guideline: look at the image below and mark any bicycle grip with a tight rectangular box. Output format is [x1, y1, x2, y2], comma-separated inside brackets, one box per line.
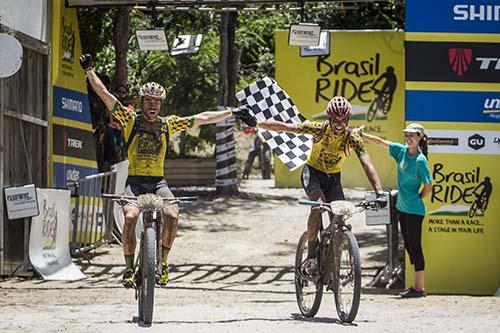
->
[298, 198, 321, 206]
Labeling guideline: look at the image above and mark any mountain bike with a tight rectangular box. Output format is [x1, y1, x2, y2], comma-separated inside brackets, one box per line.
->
[295, 198, 380, 323]
[103, 193, 197, 325]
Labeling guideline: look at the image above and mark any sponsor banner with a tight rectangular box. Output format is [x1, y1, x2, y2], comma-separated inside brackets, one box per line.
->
[51, 0, 88, 92]
[29, 188, 85, 280]
[4, 184, 39, 220]
[404, 121, 500, 295]
[215, 178, 237, 186]
[275, 30, 405, 188]
[215, 164, 237, 177]
[406, 41, 500, 83]
[216, 117, 235, 127]
[51, 0, 97, 186]
[53, 162, 99, 189]
[53, 86, 91, 123]
[406, 90, 500, 123]
[406, 0, 500, 34]
[135, 29, 169, 51]
[53, 124, 96, 161]
[426, 129, 500, 155]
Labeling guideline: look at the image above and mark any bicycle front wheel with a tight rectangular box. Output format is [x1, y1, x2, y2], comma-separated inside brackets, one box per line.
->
[468, 200, 478, 218]
[334, 231, 361, 323]
[366, 99, 378, 122]
[138, 227, 156, 324]
[294, 231, 323, 317]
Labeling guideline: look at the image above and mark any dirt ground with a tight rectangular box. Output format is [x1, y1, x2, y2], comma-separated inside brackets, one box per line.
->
[0, 185, 499, 333]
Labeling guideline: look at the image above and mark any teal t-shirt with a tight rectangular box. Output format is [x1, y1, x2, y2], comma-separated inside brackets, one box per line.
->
[389, 142, 432, 216]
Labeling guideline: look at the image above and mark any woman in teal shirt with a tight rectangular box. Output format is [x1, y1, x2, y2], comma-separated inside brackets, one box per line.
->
[360, 123, 433, 298]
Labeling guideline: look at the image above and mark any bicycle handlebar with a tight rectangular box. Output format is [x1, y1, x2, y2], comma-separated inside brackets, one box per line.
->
[298, 198, 380, 214]
[102, 194, 198, 202]
[102, 193, 198, 209]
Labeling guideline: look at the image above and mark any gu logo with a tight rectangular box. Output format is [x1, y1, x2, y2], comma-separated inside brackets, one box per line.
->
[468, 134, 485, 150]
[448, 48, 472, 76]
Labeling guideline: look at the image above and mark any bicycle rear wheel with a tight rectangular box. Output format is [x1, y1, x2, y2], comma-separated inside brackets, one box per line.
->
[334, 231, 361, 323]
[294, 231, 323, 317]
[138, 227, 156, 324]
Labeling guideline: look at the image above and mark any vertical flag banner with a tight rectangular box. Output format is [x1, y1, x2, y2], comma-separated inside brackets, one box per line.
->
[275, 30, 405, 188]
[51, 0, 97, 188]
[405, 0, 500, 295]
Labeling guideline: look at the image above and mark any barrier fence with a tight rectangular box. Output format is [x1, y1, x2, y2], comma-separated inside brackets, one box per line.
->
[69, 171, 117, 255]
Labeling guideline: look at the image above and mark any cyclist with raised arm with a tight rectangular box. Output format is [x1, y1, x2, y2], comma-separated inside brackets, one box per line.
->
[79, 54, 255, 288]
[257, 96, 386, 274]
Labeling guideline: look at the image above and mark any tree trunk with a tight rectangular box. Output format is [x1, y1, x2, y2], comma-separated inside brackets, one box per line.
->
[215, 12, 239, 195]
[112, 7, 131, 90]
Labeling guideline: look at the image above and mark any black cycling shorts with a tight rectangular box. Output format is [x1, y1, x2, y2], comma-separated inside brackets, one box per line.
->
[125, 176, 174, 198]
[301, 164, 345, 202]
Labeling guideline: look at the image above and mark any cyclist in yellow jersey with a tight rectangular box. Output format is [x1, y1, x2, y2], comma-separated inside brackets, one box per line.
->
[79, 54, 255, 287]
[258, 96, 386, 274]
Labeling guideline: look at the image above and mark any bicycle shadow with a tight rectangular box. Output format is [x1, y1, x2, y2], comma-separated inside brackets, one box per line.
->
[290, 313, 358, 326]
[127, 314, 353, 326]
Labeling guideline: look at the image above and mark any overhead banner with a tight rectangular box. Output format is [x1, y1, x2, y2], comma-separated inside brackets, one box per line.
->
[29, 188, 85, 280]
[275, 30, 405, 188]
[51, 0, 97, 188]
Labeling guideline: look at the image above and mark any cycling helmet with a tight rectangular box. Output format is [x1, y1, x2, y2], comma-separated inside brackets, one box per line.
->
[326, 96, 352, 121]
[139, 82, 166, 100]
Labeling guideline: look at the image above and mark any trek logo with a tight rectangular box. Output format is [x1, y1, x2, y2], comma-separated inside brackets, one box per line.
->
[449, 48, 472, 76]
[453, 5, 500, 21]
[67, 138, 83, 149]
[476, 57, 500, 70]
[468, 134, 485, 150]
[63, 131, 83, 151]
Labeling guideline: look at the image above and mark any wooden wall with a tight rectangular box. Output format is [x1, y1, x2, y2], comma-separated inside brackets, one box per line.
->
[0, 25, 49, 275]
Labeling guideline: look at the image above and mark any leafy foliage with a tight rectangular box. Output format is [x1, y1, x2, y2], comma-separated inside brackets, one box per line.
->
[77, 2, 404, 156]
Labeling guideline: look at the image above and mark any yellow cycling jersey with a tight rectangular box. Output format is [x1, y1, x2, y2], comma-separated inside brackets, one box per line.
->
[111, 101, 194, 177]
[297, 121, 366, 174]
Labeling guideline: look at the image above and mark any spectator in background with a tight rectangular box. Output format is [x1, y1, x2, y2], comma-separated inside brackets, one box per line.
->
[87, 73, 111, 172]
[114, 84, 136, 110]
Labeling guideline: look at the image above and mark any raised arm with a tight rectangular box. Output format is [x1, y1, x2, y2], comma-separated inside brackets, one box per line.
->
[192, 109, 233, 127]
[362, 132, 391, 150]
[80, 54, 117, 112]
[258, 120, 299, 133]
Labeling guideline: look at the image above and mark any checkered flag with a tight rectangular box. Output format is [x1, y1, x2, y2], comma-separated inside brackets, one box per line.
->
[235, 77, 312, 171]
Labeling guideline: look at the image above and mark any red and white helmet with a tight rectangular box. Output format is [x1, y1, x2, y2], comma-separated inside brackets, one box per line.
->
[139, 82, 166, 100]
[326, 96, 352, 121]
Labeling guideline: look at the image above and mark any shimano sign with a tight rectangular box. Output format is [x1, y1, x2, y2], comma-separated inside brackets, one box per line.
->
[406, 0, 500, 33]
[453, 5, 500, 21]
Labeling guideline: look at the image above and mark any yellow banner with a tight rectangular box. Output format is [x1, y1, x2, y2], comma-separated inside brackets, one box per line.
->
[275, 30, 405, 189]
[51, 0, 87, 93]
[404, 121, 500, 295]
[50, 0, 97, 187]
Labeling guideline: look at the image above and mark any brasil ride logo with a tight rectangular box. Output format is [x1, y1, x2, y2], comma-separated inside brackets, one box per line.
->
[430, 163, 493, 218]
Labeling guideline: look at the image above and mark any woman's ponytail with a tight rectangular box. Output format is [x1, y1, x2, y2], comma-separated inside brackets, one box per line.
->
[419, 134, 429, 160]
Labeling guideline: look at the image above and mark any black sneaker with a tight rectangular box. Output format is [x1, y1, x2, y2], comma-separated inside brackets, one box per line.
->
[400, 287, 426, 298]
